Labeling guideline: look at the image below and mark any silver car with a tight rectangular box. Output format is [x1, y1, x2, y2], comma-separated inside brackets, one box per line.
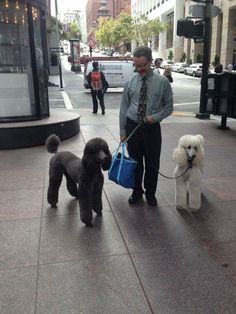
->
[172, 62, 188, 72]
[184, 63, 202, 77]
[178, 64, 190, 73]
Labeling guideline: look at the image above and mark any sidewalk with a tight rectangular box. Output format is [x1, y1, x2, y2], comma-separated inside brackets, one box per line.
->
[1, 67, 236, 314]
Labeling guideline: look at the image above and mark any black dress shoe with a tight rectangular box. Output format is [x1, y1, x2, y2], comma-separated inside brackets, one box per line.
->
[128, 193, 142, 204]
[146, 195, 157, 206]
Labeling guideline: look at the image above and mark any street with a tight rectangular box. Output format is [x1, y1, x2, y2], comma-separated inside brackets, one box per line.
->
[53, 58, 201, 115]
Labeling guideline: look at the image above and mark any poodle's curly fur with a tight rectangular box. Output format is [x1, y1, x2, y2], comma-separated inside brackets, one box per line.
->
[46, 134, 112, 227]
[173, 134, 204, 212]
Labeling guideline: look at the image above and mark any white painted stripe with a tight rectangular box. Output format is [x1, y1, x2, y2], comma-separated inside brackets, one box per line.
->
[61, 90, 73, 110]
[174, 102, 199, 106]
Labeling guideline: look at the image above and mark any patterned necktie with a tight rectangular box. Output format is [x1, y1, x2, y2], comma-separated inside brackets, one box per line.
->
[138, 77, 147, 122]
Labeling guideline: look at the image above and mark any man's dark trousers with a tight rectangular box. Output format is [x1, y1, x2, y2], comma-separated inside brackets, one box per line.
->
[126, 118, 162, 197]
[91, 90, 105, 113]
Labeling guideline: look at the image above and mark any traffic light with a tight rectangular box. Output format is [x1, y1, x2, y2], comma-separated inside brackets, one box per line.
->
[177, 19, 204, 39]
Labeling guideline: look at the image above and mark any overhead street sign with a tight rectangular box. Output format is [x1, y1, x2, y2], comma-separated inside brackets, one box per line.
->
[189, 4, 222, 18]
[177, 19, 204, 39]
[50, 47, 63, 53]
[209, 5, 222, 18]
[191, 0, 207, 3]
[189, 5, 205, 18]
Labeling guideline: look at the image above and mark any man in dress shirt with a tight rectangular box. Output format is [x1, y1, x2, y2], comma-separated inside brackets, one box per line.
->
[119, 46, 173, 206]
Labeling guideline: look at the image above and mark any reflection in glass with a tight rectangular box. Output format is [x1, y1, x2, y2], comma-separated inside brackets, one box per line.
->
[0, 0, 49, 121]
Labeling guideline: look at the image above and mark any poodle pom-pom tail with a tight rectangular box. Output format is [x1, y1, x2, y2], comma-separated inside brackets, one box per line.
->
[45, 134, 60, 153]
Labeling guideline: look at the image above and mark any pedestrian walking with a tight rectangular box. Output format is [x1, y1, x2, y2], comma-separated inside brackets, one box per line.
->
[163, 66, 173, 83]
[227, 64, 233, 72]
[153, 58, 162, 75]
[119, 46, 173, 206]
[87, 61, 108, 115]
[214, 64, 223, 73]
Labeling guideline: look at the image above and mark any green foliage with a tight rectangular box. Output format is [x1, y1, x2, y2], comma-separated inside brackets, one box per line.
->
[50, 17, 62, 34]
[96, 13, 133, 51]
[50, 17, 81, 41]
[133, 15, 167, 47]
[187, 58, 192, 65]
[96, 13, 167, 51]
[196, 53, 203, 63]
[212, 54, 220, 66]
[168, 50, 173, 61]
[95, 18, 116, 48]
[113, 13, 134, 52]
[67, 21, 81, 39]
[180, 52, 186, 62]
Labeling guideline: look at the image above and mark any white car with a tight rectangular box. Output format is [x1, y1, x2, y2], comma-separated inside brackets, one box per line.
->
[172, 62, 188, 72]
[184, 63, 202, 77]
[160, 60, 173, 68]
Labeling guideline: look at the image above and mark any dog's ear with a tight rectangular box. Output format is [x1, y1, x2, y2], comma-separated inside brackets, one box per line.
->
[101, 141, 112, 171]
[173, 146, 188, 167]
[194, 135, 205, 170]
[196, 134, 204, 146]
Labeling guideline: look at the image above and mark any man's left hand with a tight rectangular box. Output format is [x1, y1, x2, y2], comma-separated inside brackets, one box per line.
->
[145, 116, 155, 124]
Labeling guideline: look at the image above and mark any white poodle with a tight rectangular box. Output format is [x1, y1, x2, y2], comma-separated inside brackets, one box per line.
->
[173, 134, 204, 212]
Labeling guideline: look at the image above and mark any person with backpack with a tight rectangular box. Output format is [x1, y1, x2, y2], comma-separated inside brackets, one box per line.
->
[87, 61, 108, 115]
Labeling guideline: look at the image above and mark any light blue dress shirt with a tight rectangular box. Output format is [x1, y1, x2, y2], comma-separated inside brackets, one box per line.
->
[119, 70, 173, 136]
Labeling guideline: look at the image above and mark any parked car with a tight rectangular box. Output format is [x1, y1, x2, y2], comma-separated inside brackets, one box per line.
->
[172, 62, 189, 72]
[184, 63, 202, 77]
[113, 51, 123, 57]
[160, 60, 173, 68]
[178, 64, 190, 73]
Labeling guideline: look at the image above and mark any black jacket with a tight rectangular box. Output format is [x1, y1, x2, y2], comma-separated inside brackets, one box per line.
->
[87, 70, 109, 92]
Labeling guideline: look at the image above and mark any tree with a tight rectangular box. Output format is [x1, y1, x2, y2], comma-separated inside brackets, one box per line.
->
[67, 20, 81, 40]
[212, 54, 220, 66]
[50, 16, 63, 36]
[133, 15, 167, 48]
[96, 13, 134, 53]
[95, 18, 116, 49]
[50, 17, 81, 41]
[112, 13, 134, 53]
[180, 52, 186, 62]
[196, 53, 203, 63]
[168, 50, 173, 61]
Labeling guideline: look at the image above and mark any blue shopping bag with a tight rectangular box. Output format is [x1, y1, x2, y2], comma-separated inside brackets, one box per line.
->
[108, 143, 137, 189]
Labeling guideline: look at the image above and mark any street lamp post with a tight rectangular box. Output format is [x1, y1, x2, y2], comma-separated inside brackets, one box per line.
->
[55, 0, 63, 89]
[195, 0, 213, 119]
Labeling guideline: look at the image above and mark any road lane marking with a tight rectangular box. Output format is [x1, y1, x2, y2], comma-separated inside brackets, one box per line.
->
[172, 111, 195, 116]
[174, 102, 199, 106]
[61, 90, 73, 109]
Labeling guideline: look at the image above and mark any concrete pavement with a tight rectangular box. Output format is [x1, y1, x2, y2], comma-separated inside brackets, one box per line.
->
[1, 65, 236, 313]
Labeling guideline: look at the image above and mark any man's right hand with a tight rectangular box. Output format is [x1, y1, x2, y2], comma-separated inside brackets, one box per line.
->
[120, 135, 126, 142]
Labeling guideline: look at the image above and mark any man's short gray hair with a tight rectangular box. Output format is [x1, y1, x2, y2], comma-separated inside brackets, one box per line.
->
[133, 46, 152, 62]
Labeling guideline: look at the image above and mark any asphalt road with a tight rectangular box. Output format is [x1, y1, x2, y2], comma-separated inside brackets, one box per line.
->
[62, 60, 201, 114]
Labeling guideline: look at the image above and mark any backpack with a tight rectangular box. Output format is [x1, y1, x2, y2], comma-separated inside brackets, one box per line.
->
[90, 71, 102, 91]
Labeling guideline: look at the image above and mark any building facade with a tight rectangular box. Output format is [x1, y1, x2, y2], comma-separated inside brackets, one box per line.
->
[63, 9, 80, 24]
[131, 0, 185, 61]
[114, 0, 131, 18]
[211, 0, 236, 69]
[183, 0, 236, 69]
[86, 0, 114, 41]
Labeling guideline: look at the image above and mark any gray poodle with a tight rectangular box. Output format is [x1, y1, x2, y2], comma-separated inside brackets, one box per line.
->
[46, 134, 112, 227]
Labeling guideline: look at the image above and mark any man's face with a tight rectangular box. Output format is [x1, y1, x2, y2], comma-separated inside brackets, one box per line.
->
[133, 56, 152, 76]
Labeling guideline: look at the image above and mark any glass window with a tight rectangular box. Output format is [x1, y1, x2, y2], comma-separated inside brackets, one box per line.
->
[0, 0, 34, 118]
[0, 1, 48, 121]
[32, 6, 48, 115]
[166, 12, 174, 49]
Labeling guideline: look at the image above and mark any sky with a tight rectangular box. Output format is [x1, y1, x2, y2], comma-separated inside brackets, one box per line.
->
[51, 0, 87, 16]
